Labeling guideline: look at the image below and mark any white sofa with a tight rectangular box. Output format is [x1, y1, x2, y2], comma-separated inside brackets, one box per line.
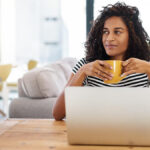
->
[9, 57, 77, 118]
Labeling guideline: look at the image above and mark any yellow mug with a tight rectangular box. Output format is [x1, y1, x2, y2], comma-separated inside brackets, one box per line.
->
[104, 60, 125, 84]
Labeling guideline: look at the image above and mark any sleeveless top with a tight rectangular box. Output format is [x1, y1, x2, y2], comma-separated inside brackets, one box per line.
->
[72, 58, 149, 87]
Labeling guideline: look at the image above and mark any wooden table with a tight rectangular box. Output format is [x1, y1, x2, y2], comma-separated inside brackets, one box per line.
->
[0, 119, 150, 150]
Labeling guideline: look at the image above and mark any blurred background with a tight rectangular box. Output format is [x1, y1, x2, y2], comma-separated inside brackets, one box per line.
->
[0, 0, 150, 117]
[0, 0, 150, 65]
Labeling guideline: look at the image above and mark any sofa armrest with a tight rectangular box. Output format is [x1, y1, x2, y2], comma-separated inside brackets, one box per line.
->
[18, 78, 28, 97]
[9, 97, 57, 118]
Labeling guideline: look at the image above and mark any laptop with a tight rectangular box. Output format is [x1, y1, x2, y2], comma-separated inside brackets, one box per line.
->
[65, 87, 150, 146]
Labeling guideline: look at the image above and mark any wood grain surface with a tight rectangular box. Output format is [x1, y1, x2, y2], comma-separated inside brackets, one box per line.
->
[0, 119, 149, 150]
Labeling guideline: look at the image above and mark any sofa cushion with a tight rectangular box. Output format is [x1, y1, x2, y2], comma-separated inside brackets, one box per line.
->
[21, 58, 77, 98]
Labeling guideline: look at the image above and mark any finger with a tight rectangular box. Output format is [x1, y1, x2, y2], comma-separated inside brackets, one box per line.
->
[93, 72, 107, 81]
[122, 59, 133, 67]
[101, 69, 113, 79]
[95, 69, 112, 80]
[121, 70, 136, 77]
[123, 63, 135, 72]
[95, 64, 113, 77]
[98, 60, 112, 70]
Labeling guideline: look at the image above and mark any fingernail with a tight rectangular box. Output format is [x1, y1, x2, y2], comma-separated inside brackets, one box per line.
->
[104, 78, 108, 81]
[110, 66, 112, 69]
[110, 74, 113, 77]
[121, 73, 125, 77]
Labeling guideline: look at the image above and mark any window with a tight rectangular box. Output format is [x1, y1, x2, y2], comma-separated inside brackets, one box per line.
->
[0, 0, 86, 64]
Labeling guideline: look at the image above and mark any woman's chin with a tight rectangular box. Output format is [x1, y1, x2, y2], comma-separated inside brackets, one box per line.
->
[106, 52, 116, 57]
[106, 53, 123, 60]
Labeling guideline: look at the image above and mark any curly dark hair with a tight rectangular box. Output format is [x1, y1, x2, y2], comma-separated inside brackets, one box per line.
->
[85, 2, 150, 62]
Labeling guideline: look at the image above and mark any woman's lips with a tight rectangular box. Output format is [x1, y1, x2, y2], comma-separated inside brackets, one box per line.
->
[105, 45, 117, 49]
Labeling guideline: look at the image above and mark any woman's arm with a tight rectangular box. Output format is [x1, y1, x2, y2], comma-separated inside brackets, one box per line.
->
[52, 60, 112, 120]
[145, 63, 150, 79]
[52, 67, 86, 120]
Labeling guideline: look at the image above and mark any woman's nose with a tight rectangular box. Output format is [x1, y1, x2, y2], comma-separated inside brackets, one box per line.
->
[106, 33, 115, 41]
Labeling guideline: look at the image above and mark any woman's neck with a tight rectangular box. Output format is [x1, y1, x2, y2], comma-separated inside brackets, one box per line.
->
[110, 55, 124, 61]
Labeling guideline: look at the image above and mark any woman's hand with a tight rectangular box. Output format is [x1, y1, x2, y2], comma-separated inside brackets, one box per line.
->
[82, 60, 113, 81]
[122, 58, 150, 77]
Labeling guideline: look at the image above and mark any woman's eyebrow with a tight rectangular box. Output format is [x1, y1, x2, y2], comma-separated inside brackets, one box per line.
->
[103, 27, 125, 30]
[114, 27, 125, 30]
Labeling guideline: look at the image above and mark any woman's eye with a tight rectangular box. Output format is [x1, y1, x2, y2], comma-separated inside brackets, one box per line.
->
[115, 31, 121, 34]
[103, 31, 109, 34]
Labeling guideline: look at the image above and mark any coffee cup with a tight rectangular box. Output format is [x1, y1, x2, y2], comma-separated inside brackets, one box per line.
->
[104, 60, 125, 84]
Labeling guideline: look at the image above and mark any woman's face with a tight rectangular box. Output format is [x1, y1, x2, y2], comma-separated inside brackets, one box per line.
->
[102, 16, 129, 60]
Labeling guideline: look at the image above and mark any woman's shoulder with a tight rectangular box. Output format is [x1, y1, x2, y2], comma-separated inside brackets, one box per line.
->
[72, 58, 87, 74]
[79, 58, 87, 64]
[75, 58, 88, 66]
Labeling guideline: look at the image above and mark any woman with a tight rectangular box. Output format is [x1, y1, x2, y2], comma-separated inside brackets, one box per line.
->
[53, 2, 150, 120]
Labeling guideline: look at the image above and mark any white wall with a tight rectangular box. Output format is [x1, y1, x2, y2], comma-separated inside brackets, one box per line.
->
[16, 0, 62, 63]
[0, 0, 86, 64]
[0, 0, 16, 64]
[15, 0, 40, 64]
[61, 0, 86, 60]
